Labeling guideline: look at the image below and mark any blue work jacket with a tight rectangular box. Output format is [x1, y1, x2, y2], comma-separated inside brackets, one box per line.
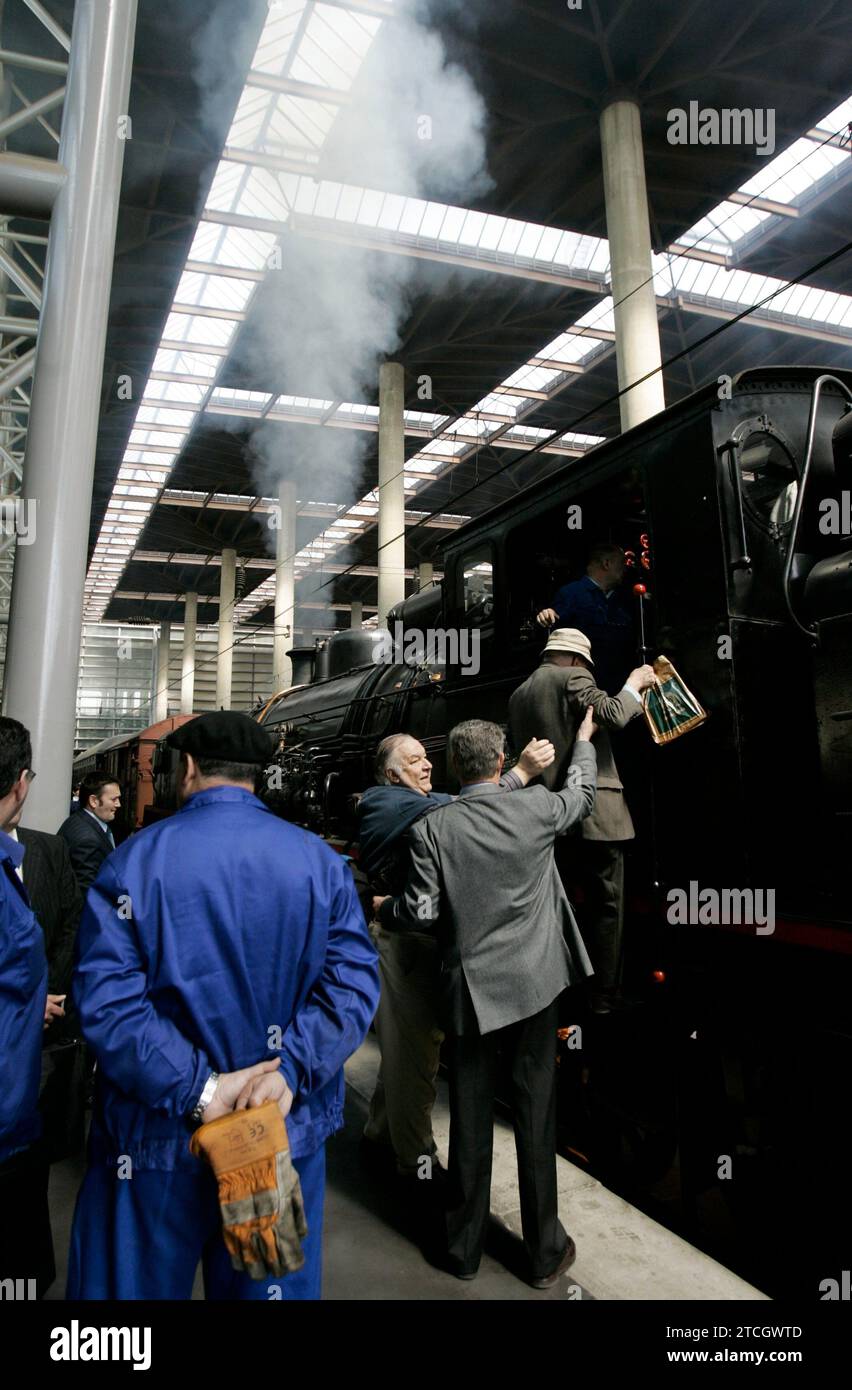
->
[74, 786, 379, 1171]
[552, 575, 635, 693]
[0, 829, 47, 1165]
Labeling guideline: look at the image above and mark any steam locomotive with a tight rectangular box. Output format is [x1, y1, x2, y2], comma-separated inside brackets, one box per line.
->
[147, 366, 852, 1295]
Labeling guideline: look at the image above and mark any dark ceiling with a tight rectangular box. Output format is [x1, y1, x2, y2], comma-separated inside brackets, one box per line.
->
[4, 0, 851, 634]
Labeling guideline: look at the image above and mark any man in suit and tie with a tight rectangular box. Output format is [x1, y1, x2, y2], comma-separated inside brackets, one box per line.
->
[509, 629, 657, 1012]
[374, 714, 597, 1287]
[58, 774, 122, 891]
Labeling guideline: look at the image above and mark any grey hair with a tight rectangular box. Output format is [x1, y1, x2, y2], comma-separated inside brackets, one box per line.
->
[448, 720, 504, 784]
[374, 733, 418, 785]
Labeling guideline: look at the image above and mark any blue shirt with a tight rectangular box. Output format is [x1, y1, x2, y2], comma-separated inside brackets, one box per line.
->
[552, 574, 635, 693]
[0, 828, 47, 1164]
[74, 785, 380, 1170]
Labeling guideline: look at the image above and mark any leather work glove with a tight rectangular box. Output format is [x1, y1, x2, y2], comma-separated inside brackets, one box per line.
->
[189, 1100, 308, 1279]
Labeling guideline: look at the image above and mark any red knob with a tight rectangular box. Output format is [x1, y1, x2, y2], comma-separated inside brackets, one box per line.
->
[652, 969, 666, 983]
[633, 583, 647, 596]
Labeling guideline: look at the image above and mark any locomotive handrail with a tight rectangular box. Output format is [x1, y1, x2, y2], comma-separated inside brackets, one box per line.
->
[782, 373, 852, 642]
[718, 421, 753, 575]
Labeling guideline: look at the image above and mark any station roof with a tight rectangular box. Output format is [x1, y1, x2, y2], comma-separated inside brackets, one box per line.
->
[2, 0, 851, 638]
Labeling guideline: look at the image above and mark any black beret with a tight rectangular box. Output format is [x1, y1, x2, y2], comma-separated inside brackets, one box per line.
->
[166, 711, 273, 766]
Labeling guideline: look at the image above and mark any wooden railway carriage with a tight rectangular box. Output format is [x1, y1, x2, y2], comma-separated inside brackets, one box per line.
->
[72, 714, 197, 841]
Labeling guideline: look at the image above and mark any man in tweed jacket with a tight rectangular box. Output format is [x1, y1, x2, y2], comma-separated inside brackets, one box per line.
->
[376, 713, 597, 1287]
[509, 628, 656, 1010]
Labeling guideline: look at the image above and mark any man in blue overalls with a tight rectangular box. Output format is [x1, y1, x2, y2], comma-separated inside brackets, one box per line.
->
[0, 717, 51, 1294]
[67, 711, 379, 1300]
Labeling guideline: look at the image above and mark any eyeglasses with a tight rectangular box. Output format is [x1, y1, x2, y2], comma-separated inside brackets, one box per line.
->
[24, 769, 36, 783]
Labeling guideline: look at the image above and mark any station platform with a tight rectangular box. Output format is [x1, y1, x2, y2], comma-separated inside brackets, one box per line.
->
[45, 1036, 767, 1301]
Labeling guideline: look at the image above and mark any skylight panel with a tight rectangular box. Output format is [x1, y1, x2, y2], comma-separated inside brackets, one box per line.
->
[457, 209, 488, 248]
[207, 225, 278, 271]
[352, 186, 385, 227]
[265, 98, 332, 153]
[206, 163, 245, 213]
[436, 205, 466, 242]
[813, 95, 852, 131]
[230, 167, 291, 224]
[377, 193, 408, 232]
[503, 364, 560, 393]
[143, 380, 207, 406]
[251, 3, 306, 76]
[418, 201, 448, 239]
[398, 198, 429, 236]
[495, 219, 524, 256]
[576, 298, 615, 334]
[515, 223, 547, 259]
[188, 223, 226, 262]
[292, 6, 368, 91]
[229, 88, 273, 149]
[163, 313, 234, 347]
[335, 183, 366, 222]
[472, 392, 517, 417]
[312, 179, 344, 218]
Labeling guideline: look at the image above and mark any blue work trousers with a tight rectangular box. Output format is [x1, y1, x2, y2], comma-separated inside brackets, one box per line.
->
[66, 1146, 325, 1300]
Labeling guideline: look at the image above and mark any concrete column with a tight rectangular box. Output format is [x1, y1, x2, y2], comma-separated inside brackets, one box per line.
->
[599, 100, 666, 433]
[180, 592, 197, 713]
[216, 549, 236, 709]
[349, 600, 363, 629]
[153, 622, 171, 721]
[415, 561, 433, 590]
[377, 361, 406, 626]
[273, 479, 295, 691]
[2, 0, 137, 830]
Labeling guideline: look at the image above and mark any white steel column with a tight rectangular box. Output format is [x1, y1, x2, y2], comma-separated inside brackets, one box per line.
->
[2, 0, 137, 830]
[273, 479, 295, 691]
[154, 622, 171, 721]
[216, 549, 236, 709]
[600, 100, 665, 432]
[377, 361, 406, 626]
[415, 561, 433, 590]
[180, 592, 197, 713]
[349, 600, 363, 629]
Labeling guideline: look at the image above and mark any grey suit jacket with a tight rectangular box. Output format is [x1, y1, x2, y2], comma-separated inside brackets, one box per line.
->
[509, 663, 641, 842]
[379, 743, 597, 1036]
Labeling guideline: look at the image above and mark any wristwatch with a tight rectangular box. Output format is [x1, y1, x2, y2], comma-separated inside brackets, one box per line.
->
[190, 1071, 220, 1125]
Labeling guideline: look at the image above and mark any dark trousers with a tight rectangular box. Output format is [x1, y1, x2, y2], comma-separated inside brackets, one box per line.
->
[445, 999, 567, 1279]
[0, 1145, 55, 1298]
[558, 839, 625, 991]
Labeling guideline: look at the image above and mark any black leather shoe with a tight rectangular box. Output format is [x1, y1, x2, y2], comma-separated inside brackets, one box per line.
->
[530, 1237, 577, 1289]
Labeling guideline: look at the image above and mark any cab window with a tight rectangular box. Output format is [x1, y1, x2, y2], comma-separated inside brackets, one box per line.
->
[460, 548, 494, 627]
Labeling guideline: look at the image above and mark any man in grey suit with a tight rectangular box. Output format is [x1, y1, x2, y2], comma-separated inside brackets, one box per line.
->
[375, 713, 597, 1287]
[509, 629, 656, 1012]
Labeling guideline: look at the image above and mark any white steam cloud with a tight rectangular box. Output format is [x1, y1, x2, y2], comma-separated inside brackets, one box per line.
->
[227, 0, 494, 529]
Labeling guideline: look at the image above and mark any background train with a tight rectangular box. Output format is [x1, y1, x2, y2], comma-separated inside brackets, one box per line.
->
[147, 365, 852, 1298]
[73, 714, 196, 841]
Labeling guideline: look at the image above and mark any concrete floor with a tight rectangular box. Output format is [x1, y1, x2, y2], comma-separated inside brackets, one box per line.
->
[45, 1037, 767, 1301]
